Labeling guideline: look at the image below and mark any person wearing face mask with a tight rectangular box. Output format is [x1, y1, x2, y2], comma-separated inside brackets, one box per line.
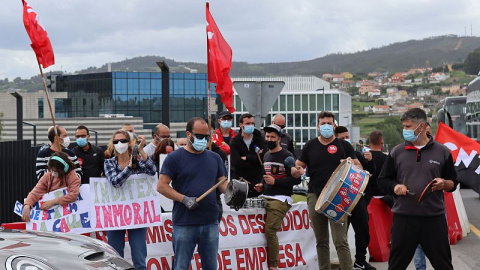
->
[212, 111, 237, 155]
[295, 111, 361, 270]
[157, 117, 228, 270]
[335, 126, 376, 270]
[271, 114, 295, 156]
[378, 108, 458, 270]
[253, 124, 303, 270]
[230, 113, 267, 197]
[35, 125, 83, 181]
[22, 152, 80, 222]
[72, 125, 105, 184]
[103, 129, 156, 270]
[144, 123, 172, 158]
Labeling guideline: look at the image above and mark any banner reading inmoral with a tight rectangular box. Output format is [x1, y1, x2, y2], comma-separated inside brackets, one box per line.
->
[22, 185, 92, 234]
[120, 202, 317, 270]
[90, 174, 162, 231]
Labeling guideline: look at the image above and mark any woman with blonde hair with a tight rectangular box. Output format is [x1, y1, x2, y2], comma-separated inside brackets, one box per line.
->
[103, 129, 156, 270]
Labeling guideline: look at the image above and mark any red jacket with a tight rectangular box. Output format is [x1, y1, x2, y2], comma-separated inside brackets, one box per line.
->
[212, 128, 236, 155]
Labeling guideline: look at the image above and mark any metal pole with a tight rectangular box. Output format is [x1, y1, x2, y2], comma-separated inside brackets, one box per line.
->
[23, 121, 37, 146]
[316, 87, 325, 111]
[10, 92, 23, 140]
[90, 129, 99, 146]
[156, 61, 170, 127]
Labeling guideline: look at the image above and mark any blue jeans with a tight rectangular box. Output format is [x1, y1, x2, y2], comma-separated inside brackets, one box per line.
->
[107, 228, 147, 270]
[414, 244, 427, 270]
[172, 223, 219, 270]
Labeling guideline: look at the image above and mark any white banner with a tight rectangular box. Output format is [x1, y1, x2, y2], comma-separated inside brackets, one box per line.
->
[90, 174, 162, 231]
[24, 185, 93, 234]
[120, 203, 318, 270]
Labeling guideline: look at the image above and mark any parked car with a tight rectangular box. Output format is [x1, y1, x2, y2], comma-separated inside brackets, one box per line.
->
[0, 227, 134, 270]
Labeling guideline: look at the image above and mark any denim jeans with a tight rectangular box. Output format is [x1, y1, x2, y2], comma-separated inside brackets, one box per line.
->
[414, 244, 427, 270]
[107, 228, 147, 270]
[172, 223, 219, 270]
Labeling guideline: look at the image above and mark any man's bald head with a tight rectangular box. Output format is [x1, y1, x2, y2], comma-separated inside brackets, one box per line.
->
[272, 114, 286, 129]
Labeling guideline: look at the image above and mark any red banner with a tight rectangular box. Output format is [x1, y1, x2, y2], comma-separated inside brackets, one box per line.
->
[435, 122, 480, 193]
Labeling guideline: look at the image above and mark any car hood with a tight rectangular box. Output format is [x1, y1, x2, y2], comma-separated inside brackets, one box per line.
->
[0, 229, 134, 270]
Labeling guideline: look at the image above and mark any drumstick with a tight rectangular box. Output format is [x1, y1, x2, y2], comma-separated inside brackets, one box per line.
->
[196, 178, 228, 202]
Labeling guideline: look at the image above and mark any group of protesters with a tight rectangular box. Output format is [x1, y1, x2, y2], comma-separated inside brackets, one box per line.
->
[22, 107, 458, 270]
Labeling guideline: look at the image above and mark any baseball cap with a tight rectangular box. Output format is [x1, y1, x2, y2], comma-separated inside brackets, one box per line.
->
[218, 111, 233, 120]
[264, 124, 284, 137]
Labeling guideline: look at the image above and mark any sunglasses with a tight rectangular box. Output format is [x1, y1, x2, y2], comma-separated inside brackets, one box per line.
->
[113, 139, 129, 144]
[191, 133, 210, 140]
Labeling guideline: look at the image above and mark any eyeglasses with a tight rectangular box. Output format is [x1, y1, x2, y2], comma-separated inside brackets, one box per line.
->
[113, 139, 129, 144]
[157, 135, 171, 139]
[191, 133, 210, 140]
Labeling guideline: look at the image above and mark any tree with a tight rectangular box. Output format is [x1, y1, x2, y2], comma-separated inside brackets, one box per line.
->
[464, 47, 480, 75]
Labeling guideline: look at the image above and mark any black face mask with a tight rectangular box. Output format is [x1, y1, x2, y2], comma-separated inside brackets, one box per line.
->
[266, 141, 278, 150]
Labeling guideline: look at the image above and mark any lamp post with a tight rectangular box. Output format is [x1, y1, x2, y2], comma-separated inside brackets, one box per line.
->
[316, 87, 325, 111]
[344, 115, 350, 128]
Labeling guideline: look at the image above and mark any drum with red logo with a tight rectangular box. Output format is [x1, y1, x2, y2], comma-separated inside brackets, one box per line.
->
[315, 159, 370, 223]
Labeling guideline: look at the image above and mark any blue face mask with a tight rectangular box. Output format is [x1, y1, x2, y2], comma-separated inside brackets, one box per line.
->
[319, 124, 334, 138]
[403, 124, 421, 142]
[243, 125, 255, 134]
[344, 138, 352, 145]
[220, 120, 232, 129]
[76, 138, 88, 147]
[190, 137, 207, 151]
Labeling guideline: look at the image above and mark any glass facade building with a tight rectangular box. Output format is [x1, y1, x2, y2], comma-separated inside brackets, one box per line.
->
[231, 76, 352, 147]
[55, 72, 215, 124]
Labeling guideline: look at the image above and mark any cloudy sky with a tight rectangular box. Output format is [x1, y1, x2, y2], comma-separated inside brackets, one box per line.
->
[1, 0, 479, 80]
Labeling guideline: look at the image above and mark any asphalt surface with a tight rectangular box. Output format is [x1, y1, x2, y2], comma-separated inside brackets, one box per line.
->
[336, 188, 480, 270]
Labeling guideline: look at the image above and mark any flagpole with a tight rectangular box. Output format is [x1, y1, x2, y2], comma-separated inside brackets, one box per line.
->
[38, 62, 61, 150]
[206, 2, 212, 150]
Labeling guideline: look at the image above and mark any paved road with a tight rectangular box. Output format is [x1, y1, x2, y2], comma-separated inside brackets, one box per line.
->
[349, 189, 480, 270]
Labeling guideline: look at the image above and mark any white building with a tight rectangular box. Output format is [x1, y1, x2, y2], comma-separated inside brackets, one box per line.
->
[416, 88, 433, 97]
[232, 76, 352, 147]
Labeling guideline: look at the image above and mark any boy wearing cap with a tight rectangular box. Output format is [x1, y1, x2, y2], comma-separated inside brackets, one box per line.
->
[254, 124, 303, 270]
[212, 111, 237, 155]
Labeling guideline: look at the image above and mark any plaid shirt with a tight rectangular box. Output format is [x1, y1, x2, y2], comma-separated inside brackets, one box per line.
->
[104, 156, 156, 187]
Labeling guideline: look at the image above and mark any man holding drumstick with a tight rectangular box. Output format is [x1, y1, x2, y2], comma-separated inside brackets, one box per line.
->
[157, 117, 228, 270]
[378, 108, 458, 270]
[296, 111, 361, 270]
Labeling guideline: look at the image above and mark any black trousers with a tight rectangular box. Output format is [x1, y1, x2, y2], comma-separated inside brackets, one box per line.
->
[348, 197, 370, 263]
[388, 214, 453, 270]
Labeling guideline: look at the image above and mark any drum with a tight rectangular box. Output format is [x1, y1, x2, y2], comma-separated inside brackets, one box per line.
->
[224, 179, 249, 211]
[315, 160, 370, 223]
[243, 198, 266, 209]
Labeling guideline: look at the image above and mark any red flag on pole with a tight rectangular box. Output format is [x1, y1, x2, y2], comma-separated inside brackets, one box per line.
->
[206, 3, 235, 113]
[22, 0, 55, 68]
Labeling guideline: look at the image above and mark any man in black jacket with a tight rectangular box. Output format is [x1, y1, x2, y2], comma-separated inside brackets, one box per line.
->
[254, 124, 303, 270]
[73, 125, 105, 184]
[378, 108, 458, 270]
[230, 113, 266, 197]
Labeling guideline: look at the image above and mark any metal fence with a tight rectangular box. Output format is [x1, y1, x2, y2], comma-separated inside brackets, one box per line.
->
[0, 140, 39, 223]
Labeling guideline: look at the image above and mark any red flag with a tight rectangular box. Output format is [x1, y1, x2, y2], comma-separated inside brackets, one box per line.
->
[435, 122, 480, 194]
[22, 0, 55, 68]
[206, 4, 235, 113]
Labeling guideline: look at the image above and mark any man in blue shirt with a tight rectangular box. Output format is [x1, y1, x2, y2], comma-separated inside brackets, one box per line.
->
[157, 117, 227, 270]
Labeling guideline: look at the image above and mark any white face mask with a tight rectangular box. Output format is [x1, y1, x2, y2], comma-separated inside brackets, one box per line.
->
[51, 171, 59, 177]
[114, 142, 129, 154]
[61, 137, 70, 148]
